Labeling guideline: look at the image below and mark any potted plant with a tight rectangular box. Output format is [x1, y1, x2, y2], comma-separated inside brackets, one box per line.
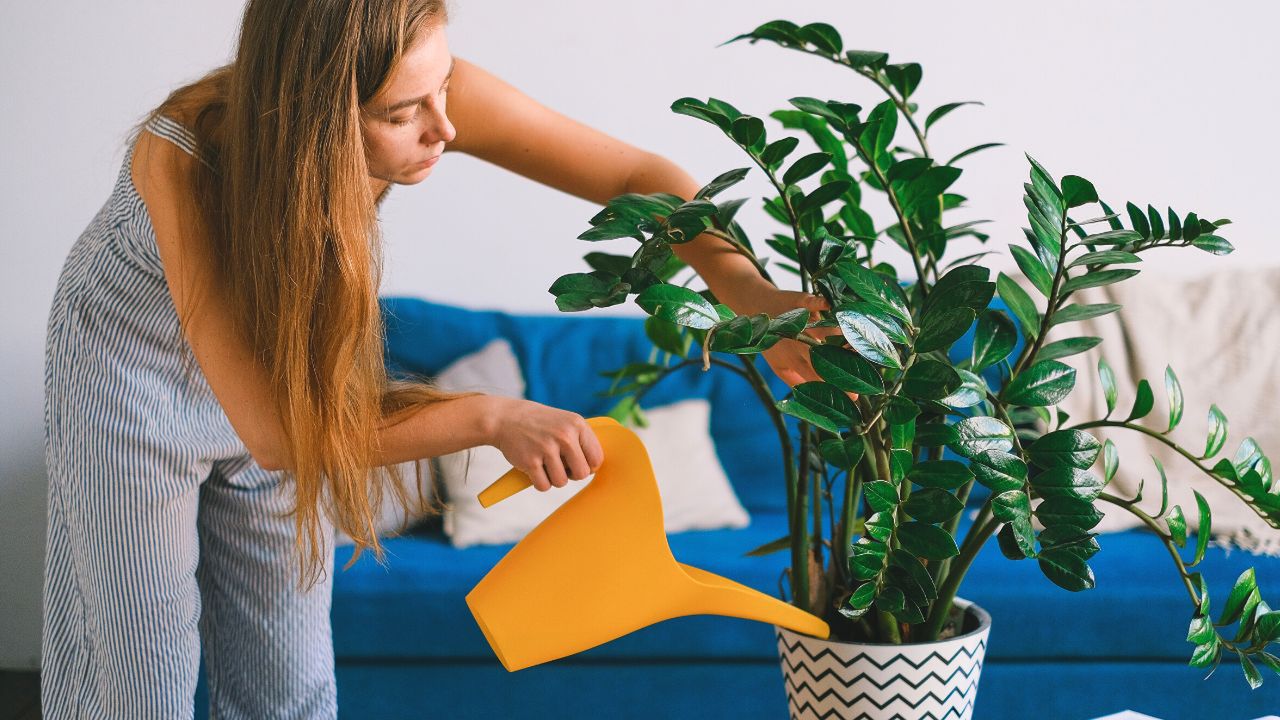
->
[547, 18, 1280, 719]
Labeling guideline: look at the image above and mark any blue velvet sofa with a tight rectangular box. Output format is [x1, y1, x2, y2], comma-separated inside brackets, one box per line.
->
[322, 295, 1279, 719]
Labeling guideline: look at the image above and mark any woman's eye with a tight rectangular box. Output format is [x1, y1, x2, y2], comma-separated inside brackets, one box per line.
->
[389, 115, 414, 126]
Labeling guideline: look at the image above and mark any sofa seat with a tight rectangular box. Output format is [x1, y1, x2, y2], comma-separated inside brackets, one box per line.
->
[332, 511, 1269, 665]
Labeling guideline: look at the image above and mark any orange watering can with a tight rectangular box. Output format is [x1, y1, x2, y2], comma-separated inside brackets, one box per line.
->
[464, 415, 830, 672]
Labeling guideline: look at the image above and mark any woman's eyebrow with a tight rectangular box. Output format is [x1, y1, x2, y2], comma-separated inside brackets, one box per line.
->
[384, 56, 456, 112]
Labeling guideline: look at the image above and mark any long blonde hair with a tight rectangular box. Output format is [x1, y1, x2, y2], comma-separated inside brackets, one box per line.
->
[131, 0, 480, 588]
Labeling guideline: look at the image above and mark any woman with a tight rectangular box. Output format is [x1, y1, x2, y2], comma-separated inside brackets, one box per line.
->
[41, 0, 840, 717]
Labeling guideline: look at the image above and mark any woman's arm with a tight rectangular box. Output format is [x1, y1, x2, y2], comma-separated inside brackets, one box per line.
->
[443, 58, 851, 396]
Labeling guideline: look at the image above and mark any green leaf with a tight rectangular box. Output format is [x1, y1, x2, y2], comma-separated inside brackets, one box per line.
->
[1127, 201, 1151, 239]
[947, 142, 1005, 165]
[1191, 235, 1234, 255]
[1165, 366, 1184, 432]
[971, 450, 1028, 493]
[1188, 635, 1220, 668]
[993, 489, 1037, 557]
[695, 167, 752, 201]
[948, 416, 1015, 461]
[901, 359, 962, 401]
[1103, 439, 1119, 484]
[915, 307, 976, 354]
[783, 152, 832, 186]
[1028, 429, 1102, 470]
[908, 460, 974, 490]
[1031, 466, 1103, 501]
[1167, 505, 1187, 548]
[1010, 244, 1054, 298]
[836, 307, 902, 369]
[1069, 250, 1142, 268]
[996, 273, 1042, 340]
[1035, 496, 1103, 530]
[819, 435, 866, 469]
[1187, 613, 1216, 645]
[896, 522, 959, 560]
[635, 284, 722, 330]
[972, 310, 1018, 371]
[940, 367, 987, 409]
[1191, 489, 1212, 567]
[1061, 175, 1099, 208]
[1038, 336, 1102, 363]
[797, 22, 842, 54]
[644, 315, 693, 358]
[670, 97, 731, 131]
[864, 480, 900, 514]
[844, 49, 889, 70]
[760, 136, 800, 170]
[1126, 379, 1154, 421]
[1037, 545, 1096, 591]
[904, 488, 964, 523]
[845, 582, 877, 616]
[811, 344, 885, 395]
[1098, 357, 1118, 415]
[1147, 204, 1165, 240]
[1004, 360, 1077, 407]
[798, 179, 853, 215]
[1061, 269, 1141, 294]
[775, 381, 859, 434]
[1050, 303, 1122, 326]
[1218, 568, 1258, 627]
[1256, 611, 1280, 644]
[835, 264, 912, 326]
[730, 116, 766, 150]
[1205, 404, 1228, 458]
[925, 101, 983, 131]
[849, 539, 888, 580]
[1241, 654, 1263, 690]
[744, 534, 791, 557]
[885, 62, 923, 99]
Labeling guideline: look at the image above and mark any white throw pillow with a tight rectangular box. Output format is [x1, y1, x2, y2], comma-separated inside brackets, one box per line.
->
[437, 369, 752, 549]
[333, 338, 525, 547]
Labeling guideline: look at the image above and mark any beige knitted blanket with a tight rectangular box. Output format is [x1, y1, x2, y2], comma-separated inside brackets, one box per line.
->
[1017, 264, 1280, 556]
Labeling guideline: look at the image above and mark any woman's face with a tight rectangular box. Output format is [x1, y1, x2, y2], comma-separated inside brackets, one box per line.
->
[361, 25, 456, 190]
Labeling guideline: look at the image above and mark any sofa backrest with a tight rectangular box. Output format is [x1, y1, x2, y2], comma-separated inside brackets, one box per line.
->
[380, 293, 1023, 515]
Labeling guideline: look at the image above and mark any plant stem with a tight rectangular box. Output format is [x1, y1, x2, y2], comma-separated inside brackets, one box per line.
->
[922, 508, 999, 640]
[1069, 419, 1279, 529]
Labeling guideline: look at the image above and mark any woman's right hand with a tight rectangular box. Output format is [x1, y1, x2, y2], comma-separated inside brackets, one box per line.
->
[488, 397, 605, 492]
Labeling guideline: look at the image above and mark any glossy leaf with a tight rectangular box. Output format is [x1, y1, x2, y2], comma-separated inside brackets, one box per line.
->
[915, 307, 976, 353]
[775, 381, 858, 434]
[993, 489, 1037, 557]
[1038, 336, 1102, 362]
[1126, 379, 1154, 421]
[1038, 545, 1096, 591]
[904, 488, 964, 523]
[948, 416, 1015, 460]
[811, 344, 886, 395]
[972, 310, 1018, 371]
[1165, 366, 1184, 432]
[1028, 429, 1102, 470]
[997, 273, 1041, 340]
[896, 522, 959, 560]
[1005, 360, 1077, 407]
[837, 307, 902, 369]
[971, 449, 1028, 493]
[1204, 404, 1228, 458]
[908, 460, 974, 490]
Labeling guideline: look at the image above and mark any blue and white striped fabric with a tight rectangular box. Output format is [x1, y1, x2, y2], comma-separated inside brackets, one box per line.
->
[41, 115, 338, 719]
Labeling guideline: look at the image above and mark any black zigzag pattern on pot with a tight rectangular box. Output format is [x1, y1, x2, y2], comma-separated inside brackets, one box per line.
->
[775, 629, 986, 720]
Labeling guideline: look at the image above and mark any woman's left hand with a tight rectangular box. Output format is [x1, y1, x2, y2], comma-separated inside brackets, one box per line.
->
[740, 287, 859, 404]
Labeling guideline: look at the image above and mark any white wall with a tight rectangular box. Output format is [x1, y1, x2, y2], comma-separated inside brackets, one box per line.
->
[2, 0, 1276, 669]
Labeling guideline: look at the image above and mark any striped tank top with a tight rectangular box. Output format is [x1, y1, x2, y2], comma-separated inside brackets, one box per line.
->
[43, 115, 251, 489]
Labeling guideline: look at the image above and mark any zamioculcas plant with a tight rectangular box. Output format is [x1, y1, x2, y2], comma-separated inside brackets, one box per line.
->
[547, 18, 1280, 688]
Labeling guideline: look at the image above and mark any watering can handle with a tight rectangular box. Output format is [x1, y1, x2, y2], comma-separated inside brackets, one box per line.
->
[476, 415, 623, 509]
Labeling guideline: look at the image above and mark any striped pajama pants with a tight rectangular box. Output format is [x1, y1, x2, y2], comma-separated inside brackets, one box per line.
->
[41, 116, 338, 719]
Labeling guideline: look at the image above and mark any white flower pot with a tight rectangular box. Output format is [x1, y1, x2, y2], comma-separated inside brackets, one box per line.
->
[774, 597, 992, 720]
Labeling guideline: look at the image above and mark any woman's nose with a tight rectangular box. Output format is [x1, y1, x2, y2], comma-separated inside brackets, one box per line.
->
[424, 107, 456, 144]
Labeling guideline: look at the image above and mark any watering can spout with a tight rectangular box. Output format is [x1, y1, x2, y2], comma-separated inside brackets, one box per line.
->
[465, 416, 830, 672]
